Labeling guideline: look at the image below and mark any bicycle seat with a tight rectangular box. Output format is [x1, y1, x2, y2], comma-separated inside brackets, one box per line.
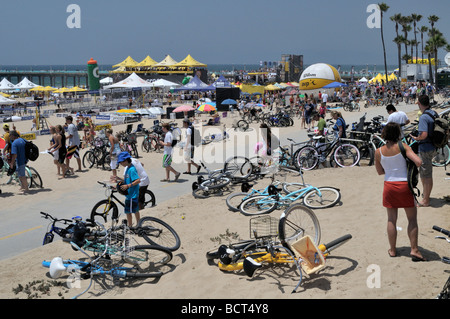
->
[243, 257, 262, 277]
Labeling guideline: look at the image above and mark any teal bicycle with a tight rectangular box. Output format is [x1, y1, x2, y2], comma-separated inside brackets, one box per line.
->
[236, 172, 341, 216]
[0, 155, 43, 189]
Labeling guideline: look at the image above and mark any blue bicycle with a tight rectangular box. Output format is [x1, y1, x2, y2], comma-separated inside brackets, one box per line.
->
[41, 212, 82, 245]
[233, 173, 341, 216]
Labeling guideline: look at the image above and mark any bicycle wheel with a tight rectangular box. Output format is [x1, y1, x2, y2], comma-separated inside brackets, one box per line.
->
[143, 189, 156, 208]
[24, 168, 33, 188]
[239, 195, 278, 216]
[90, 199, 119, 223]
[82, 150, 96, 169]
[124, 245, 172, 276]
[141, 138, 151, 153]
[223, 156, 252, 178]
[432, 145, 450, 167]
[278, 203, 321, 248]
[296, 146, 319, 170]
[357, 144, 374, 167]
[281, 182, 308, 194]
[226, 192, 248, 212]
[137, 216, 181, 252]
[27, 166, 43, 188]
[302, 187, 341, 209]
[102, 154, 112, 171]
[333, 144, 360, 167]
[201, 176, 230, 189]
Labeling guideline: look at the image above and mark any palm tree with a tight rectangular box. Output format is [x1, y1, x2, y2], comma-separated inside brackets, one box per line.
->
[390, 14, 403, 75]
[393, 35, 405, 77]
[411, 14, 422, 61]
[424, 42, 434, 83]
[410, 39, 418, 61]
[378, 3, 390, 84]
[419, 26, 428, 61]
[399, 16, 412, 59]
[429, 30, 448, 83]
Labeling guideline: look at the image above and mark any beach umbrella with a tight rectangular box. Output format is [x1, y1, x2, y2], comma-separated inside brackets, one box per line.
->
[149, 107, 164, 115]
[0, 94, 16, 105]
[116, 109, 137, 114]
[197, 102, 216, 112]
[222, 98, 237, 105]
[173, 104, 196, 112]
[69, 86, 87, 92]
[54, 87, 70, 93]
[322, 82, 348, 89]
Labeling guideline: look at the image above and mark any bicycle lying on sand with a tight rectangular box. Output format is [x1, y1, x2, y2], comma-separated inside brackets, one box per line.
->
[433, 225, 449, 299]
[206, 205, 351, 293]
[42, 220, 173, 299]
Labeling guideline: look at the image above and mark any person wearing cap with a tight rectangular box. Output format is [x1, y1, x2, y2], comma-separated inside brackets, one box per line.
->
[182, 119, 200, 175]
[2, 123, 20, 158]
[117, 151, 141, 226]
[8, 130, 29, 194]
[159, 123, 180, 182]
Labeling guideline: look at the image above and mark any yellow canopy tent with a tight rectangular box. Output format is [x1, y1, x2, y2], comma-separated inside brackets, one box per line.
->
[241, 84, 265, 95]
[136, 55, 157, 68]
[388, 73, 397, 81]
[408, 58, 435, 65]
[154, 55, 178, 68]
[171, 54, 207, 68]
[264, 84, 280, 91]
[112, 56, 138, 68]
[53, 87, 70, 93]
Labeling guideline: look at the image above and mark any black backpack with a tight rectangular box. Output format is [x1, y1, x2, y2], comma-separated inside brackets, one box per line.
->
[422, 109, 450, 149]
[398, 142, 420, 199]
[189, 125, 201, 147]
[24, 139, 39, 161]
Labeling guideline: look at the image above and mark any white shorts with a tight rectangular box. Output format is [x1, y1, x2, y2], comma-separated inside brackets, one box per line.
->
[52, 149, 59, 161]
[110, 153, 119, 170]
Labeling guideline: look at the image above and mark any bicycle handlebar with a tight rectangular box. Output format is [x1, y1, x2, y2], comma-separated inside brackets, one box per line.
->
[433, 225, 450, 237]
[40, 212, 73, 224]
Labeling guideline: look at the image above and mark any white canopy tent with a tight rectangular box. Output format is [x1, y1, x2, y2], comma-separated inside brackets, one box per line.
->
[0, 78, 17, 91]
[149, 78, 180, 88]
[15, 77, 38, 90]
[103, 73, 154, 89]
[358, 77, 368, 82]
[100, 77, 113, 84]
[0, 94, 16, 104]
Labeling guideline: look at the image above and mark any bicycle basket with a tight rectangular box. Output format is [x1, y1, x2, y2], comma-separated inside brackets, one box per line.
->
[249, 216, 278, 239]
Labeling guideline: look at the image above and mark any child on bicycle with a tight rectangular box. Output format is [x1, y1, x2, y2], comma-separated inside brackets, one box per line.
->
[117, 151, 141, 226]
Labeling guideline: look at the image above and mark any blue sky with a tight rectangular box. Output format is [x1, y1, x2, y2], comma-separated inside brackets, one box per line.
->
[0, 0, 448, 66]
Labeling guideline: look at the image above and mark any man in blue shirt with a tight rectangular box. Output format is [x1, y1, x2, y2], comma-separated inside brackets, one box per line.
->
[9, 130, 29, 194]
[409, 95, 437, 207]
[117, 151, 141, 226]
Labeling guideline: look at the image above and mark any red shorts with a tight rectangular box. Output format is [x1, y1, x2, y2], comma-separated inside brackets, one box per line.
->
[383, 181, 415, 208]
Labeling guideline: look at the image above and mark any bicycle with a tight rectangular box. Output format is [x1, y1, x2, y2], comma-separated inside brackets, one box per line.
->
[141, 127, 163, 153]
[42, 222, 172, 299]
[90, 181, 156, 222]
[82, 138, 111, 171]
[432, 225, 449, 299]
[0, 155, 43, 189]
[295, 134, 360, 170]
[238, 177, 340, 215]
[191, 162, 232, 199]
[206, 210, 351, 293]
[40, 211, 81, 245]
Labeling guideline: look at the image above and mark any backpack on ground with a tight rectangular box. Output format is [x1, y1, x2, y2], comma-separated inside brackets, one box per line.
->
[398, 141, 420, 200]
[189, 125, 201, 147]
[423, 109, 450, 149]
[24, 139, 39, 161]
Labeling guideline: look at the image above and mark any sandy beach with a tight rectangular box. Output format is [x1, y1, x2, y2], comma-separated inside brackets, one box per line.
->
[0, 100, 449, 300]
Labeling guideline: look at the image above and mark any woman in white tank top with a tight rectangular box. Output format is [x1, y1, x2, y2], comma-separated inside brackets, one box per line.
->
[374, 122, 426, 261]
